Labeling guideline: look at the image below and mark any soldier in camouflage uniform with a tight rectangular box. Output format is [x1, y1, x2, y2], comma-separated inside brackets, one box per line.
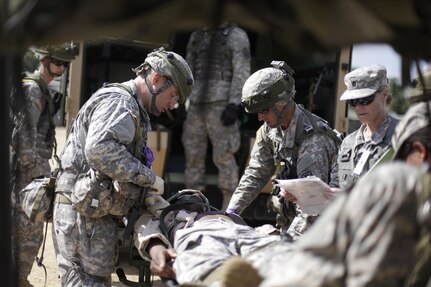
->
[226, 61, 340, 235]
[51, 47, 193, 286]
[137, 67, 431, 287]
[182, 23, 251, 209]
[9, 43, 76, 287]
[135, 190, 280, 287]
[256, 68, 431, 287]
[334, 64, 399, 189]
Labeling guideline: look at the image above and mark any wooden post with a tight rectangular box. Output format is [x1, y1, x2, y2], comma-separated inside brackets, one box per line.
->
[66, 42, 84, 131]
[334, 46, 352, 134]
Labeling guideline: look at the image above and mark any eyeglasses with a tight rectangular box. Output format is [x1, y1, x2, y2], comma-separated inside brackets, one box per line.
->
[50, 58, 69, 68]
[347, 94, 376, 107]
[170, 94, 179, 104]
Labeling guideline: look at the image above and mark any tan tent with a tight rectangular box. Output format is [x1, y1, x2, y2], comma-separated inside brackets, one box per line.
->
[1, 0, 430, 59]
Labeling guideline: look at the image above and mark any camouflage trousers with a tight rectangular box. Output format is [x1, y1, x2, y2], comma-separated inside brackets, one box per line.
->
[11, 158, 50, 282]
[52, 201, 118, 287]
[182, 103, 240, 193]
[12, 208, 43, 283]
[173, 217, 281, 285]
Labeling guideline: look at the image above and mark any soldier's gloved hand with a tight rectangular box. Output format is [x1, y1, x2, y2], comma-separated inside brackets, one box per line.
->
[225, 208, 238, 215]
[220, 103, 239, 126]
[149, 175, 164, 195]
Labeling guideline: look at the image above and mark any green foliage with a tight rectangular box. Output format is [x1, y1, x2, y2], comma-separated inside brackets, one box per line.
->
[389, 78, 410, 115]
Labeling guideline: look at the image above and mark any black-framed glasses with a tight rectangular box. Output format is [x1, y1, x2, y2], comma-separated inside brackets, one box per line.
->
[50, 58, 69, 68]
[347, 94, 376, 107]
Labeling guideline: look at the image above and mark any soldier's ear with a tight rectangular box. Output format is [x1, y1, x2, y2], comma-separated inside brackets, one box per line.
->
[150, 72, 163, 87]
[412, 141, 427, 162]
[40, 57, 49, 65]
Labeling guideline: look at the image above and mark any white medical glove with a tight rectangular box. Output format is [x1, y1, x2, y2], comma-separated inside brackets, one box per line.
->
[149, 175, 164, 195]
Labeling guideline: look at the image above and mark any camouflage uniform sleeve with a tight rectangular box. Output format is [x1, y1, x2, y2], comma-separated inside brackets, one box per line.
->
[339, 164, 421, 285]
[16, 83, 44, 173]
[135, 218, 171, 261]
[328, 133, 341, 188]
[261, 164, 422, 286]
[297, 132, 338, 184]
[229, 126, 276, 214]
[227, 27, 251, 105]
[134, 194, 172, 261]
[329, 162, 339, 188]
[84, 98, 156, 186]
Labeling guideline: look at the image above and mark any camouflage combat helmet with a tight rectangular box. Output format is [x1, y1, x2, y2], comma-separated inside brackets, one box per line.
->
[134, 47, 194, 104]
[33, 42, 78, 62]
[159, 189, 214, 243]
[392, 66, 431, 158]
[166, 189, 210, 211]
[241, 61, 295, 113]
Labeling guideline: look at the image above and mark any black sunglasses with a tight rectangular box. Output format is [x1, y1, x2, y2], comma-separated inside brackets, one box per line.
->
[50, 58, 70, 68]
[347, 94, 376, 107]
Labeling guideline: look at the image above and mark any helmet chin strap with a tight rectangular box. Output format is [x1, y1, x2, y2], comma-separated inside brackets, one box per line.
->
[44, 60, 56, 79]
[272, 99, 293, 127]
[144, 73, 172, 115]
[44, 58, 63, 79]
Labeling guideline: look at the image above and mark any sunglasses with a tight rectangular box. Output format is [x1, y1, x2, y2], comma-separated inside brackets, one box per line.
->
[347, 94, 376, 107]
[50, 58, 70, 68]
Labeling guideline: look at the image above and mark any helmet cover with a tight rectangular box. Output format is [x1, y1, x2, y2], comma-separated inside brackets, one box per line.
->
[241, 61, 295, 113]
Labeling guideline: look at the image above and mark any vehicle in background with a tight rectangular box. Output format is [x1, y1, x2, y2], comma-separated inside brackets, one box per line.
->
[59, 34, 344, 226]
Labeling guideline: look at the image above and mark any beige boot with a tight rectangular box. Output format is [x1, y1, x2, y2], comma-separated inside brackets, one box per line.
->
[18, 278, 34, 287]
[218, 256, 262, 287]
[221, 189, 232, 211]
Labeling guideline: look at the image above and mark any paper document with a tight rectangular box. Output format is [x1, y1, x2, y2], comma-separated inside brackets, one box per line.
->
[275, 176, 331, 215]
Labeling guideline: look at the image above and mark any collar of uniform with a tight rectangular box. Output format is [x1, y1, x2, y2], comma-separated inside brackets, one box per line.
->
[356, 114, 394, 144]
[125, 79, 150, 125]
[125, 79, 138, 96]
[33, 70, 42, 79]
[266, 103, 300, 148]
[29, 70, 48, 89]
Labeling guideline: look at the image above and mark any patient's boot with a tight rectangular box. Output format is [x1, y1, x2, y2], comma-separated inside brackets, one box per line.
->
[221, 189, 232, 211]
[18, 278, 34, 287]
[218, 256, 262, 287]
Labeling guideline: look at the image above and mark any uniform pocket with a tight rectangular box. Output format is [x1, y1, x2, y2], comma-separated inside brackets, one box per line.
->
[54, 203, 76, 236]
